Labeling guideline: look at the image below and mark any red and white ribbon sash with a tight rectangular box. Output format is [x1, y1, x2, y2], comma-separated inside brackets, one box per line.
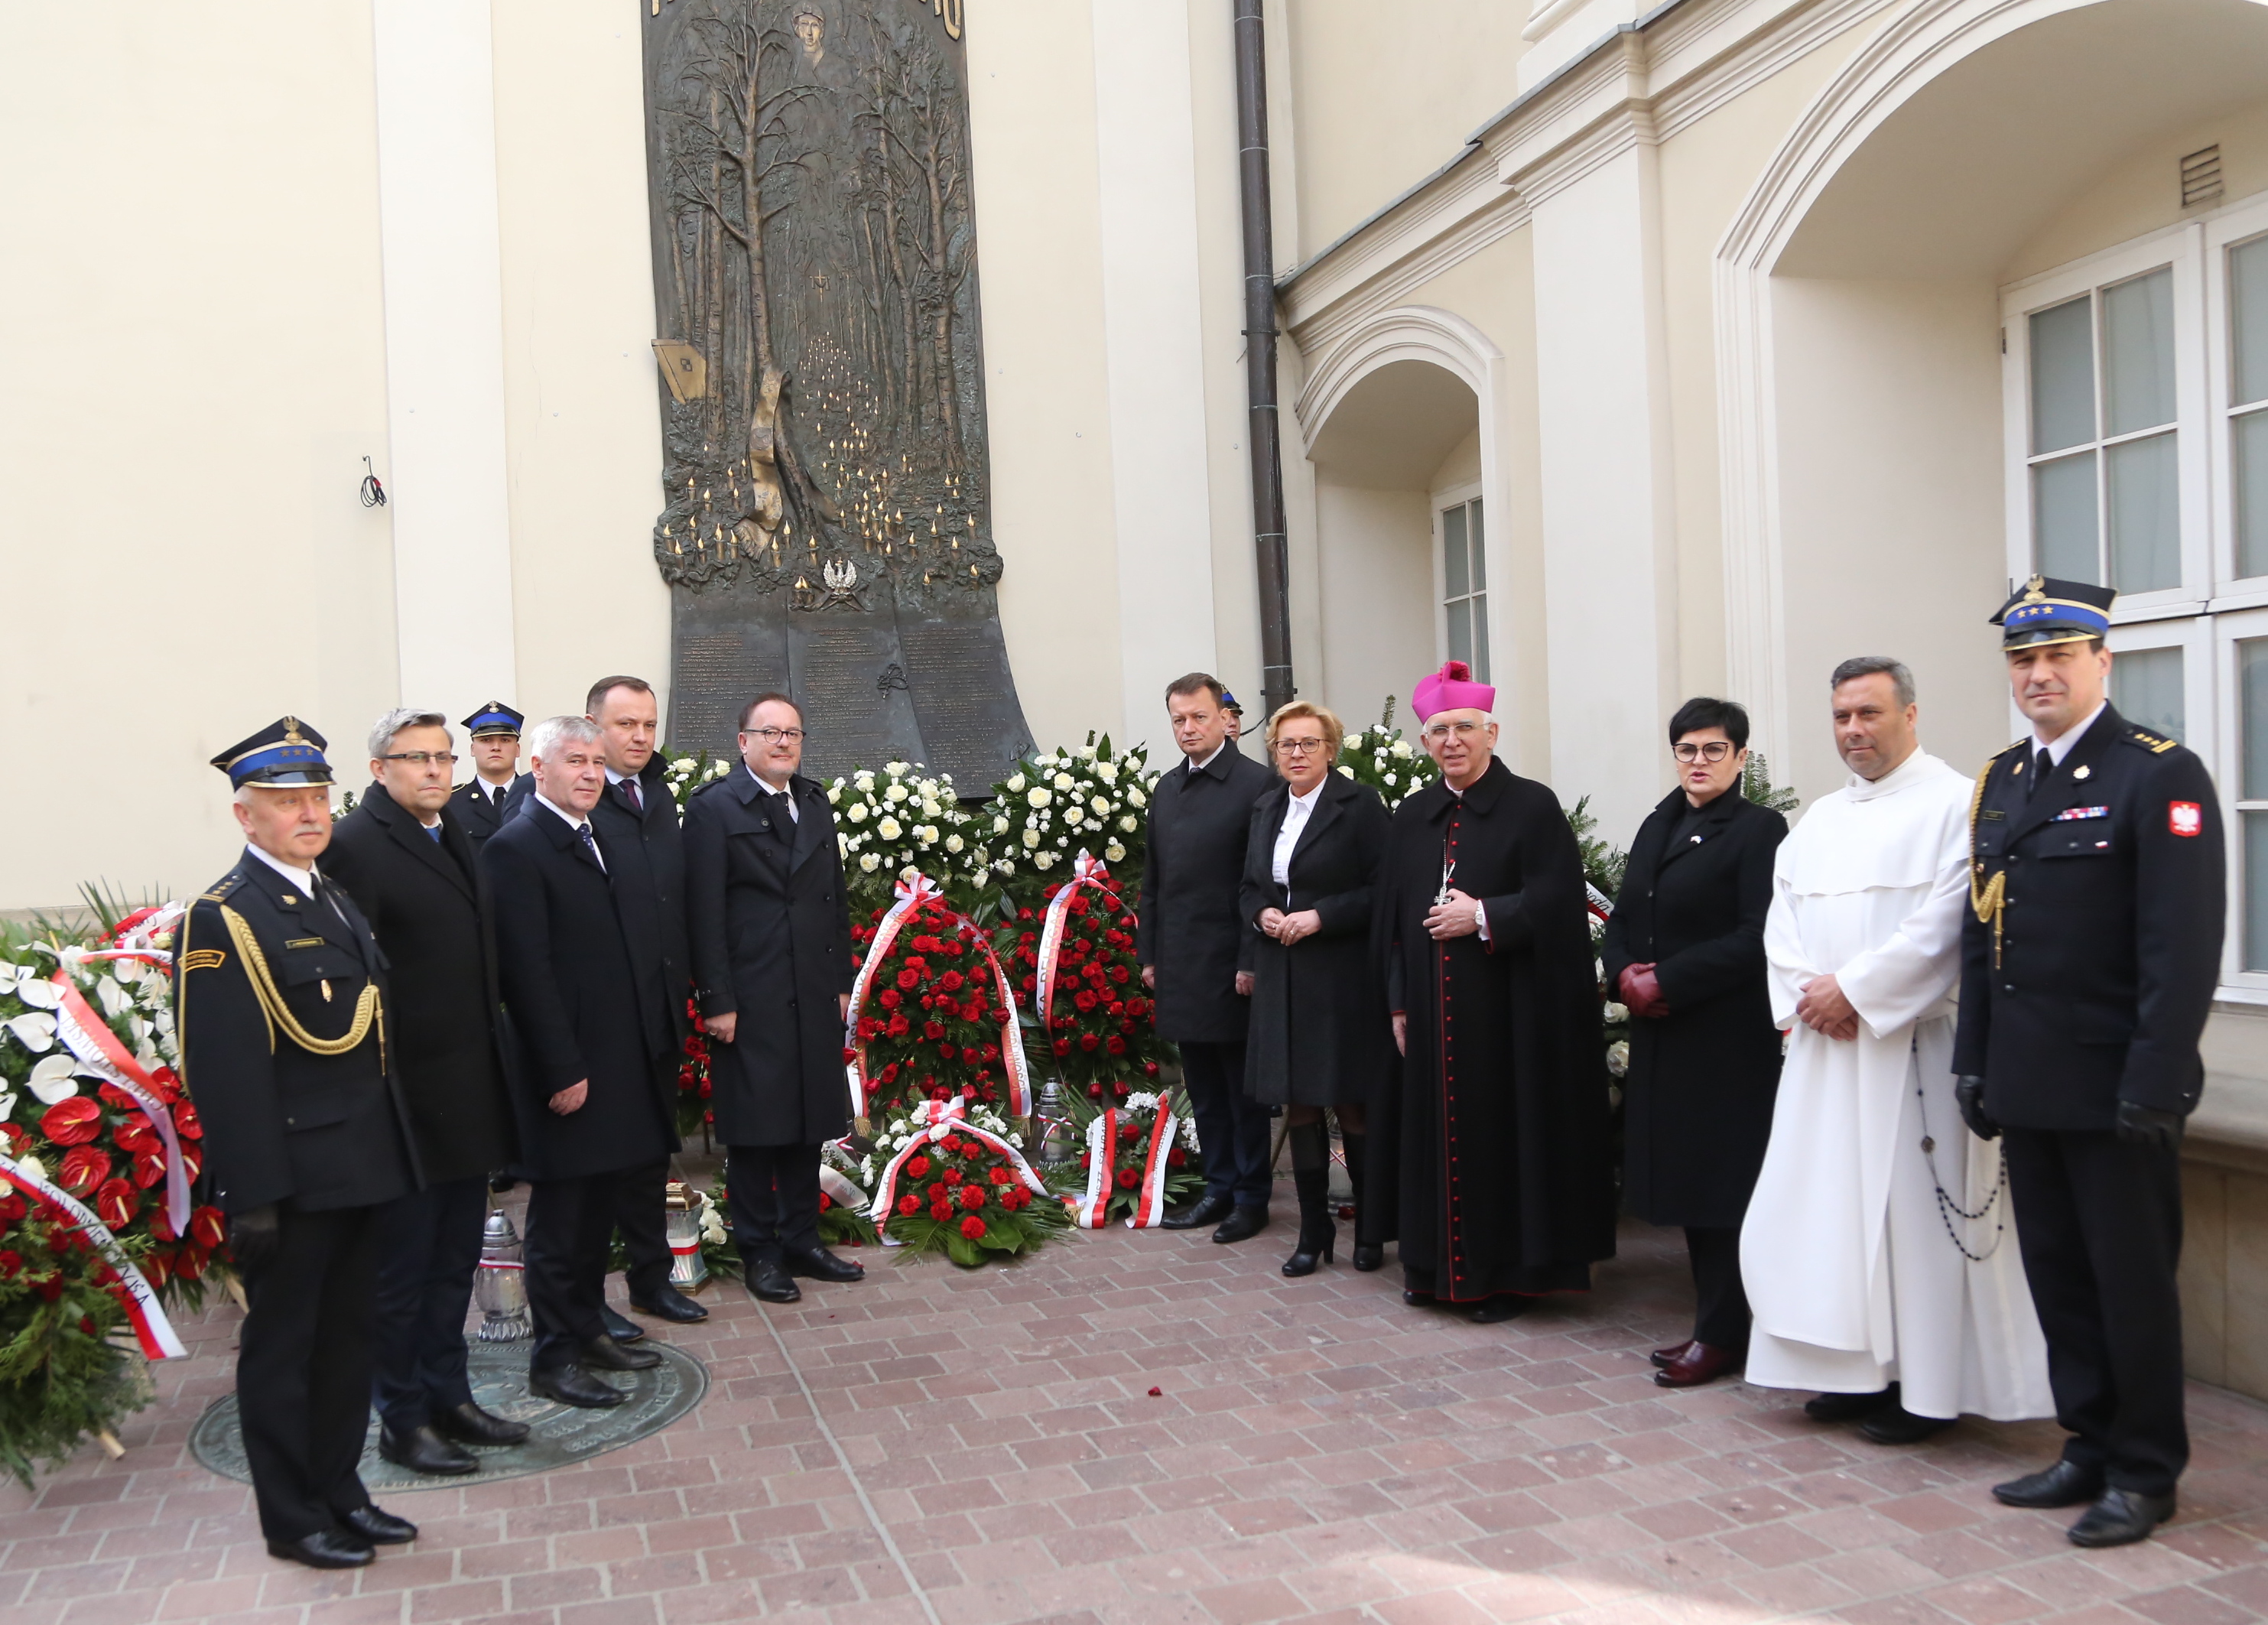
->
[1127, 1094, 1181, 1229]
[1071, 1108, 1121, 1229]
[50, 972, 191, 1237]
[1586, 882, 1614, 924]
[1035, 851, 1114, 1038]
[843, 873, 945, 1120]
[978, 931, 1034, 1119]
[0, 1152, 186, 1361]
[864, 1097, 1049, 1244]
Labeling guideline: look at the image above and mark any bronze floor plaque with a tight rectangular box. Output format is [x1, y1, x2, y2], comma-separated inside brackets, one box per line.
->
[187, 1341, 707, 1493]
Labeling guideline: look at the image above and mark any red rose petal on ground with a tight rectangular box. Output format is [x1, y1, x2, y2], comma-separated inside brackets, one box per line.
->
[1147, 1386, 1162, 1397]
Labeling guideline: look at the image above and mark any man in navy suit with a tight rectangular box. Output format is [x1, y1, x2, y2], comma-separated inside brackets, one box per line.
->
[482, 717, 683, 1407]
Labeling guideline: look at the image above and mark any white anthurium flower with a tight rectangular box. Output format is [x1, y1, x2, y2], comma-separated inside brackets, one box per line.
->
[1105, 843, 1126, 862]
[1053, 772, 1075, 791]
[877, 817, 902, 841]
[859, 853, 881, 873]
[96, 976, 128, 1020]
[1022, 827, 1042, 850]
[28, 1053, 82, 1103]
[16, 1155, 45, 1184]
[1006, 773, 1026, 793]
[1027, 787, 1051, 809]
[5, 1011, 57, 1052]
[14, 977, 60, 1011]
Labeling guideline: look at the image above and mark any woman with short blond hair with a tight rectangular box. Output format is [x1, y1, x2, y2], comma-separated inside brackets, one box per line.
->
[1240, 700, 1392, 1275]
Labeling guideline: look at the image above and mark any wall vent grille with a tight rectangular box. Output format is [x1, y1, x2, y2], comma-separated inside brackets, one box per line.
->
[2183, 145, 2224, 210]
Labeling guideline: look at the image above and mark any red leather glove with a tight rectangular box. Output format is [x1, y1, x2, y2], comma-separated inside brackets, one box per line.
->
[1618, 963, 1667, 1019]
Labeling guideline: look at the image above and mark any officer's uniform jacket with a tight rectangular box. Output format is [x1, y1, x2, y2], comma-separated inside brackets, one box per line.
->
[449, 777, 515, 853]
[174, 854, 420, 1214]
[1952, 704, 2224, 1132]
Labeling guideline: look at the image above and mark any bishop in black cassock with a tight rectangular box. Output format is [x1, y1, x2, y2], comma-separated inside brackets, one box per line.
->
[1370, 661, 1617, 1323]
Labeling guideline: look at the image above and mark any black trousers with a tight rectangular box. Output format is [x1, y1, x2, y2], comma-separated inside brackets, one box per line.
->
[236, 1202, 382, 1542]
[726, 1142, 823, 1266]
[2003, 1126, 2187, 1496]
[524, 1173, 619, 1374]
[369, 1176, 486, 1434]
[609, 1157, 672, 1301]
[1685, 1225, 1750, 1350]
[1180, 1041, 1273, 1208]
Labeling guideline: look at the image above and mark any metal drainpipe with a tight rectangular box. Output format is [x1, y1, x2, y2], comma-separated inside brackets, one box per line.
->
[1234, 0, 1295, 718]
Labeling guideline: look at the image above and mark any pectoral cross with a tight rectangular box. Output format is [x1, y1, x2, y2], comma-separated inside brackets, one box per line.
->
[1436, 853, 1457, 908]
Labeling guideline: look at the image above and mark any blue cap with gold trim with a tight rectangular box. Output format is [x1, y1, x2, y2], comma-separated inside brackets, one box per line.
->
[461, 700, 524, 739]
[211, 717, 334, 789]
[1991, 574, 2115, 650]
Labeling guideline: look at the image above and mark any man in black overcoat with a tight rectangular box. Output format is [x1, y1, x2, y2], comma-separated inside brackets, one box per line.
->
[1139, 672, 1278, 1242]
[1600, 697, 1787, 1387]
[175, 718, 422, 1569]
[1954, 577, 2225, 1548]
[684, 692, 863, 1303]
[1373, 661, 1617, 1323]
[483, 717, 682, 1407]
[323, 708, 527, 1476]
[579, 676, 706, 1328]
[449, 700, 522, 854]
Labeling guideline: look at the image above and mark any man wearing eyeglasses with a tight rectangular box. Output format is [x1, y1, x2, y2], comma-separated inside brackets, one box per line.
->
[324, 710, 526, 1475]
[684, 693, 862, 1302]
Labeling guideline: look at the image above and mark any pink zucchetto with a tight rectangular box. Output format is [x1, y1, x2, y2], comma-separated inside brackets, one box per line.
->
[1412, 660, 1496, 723]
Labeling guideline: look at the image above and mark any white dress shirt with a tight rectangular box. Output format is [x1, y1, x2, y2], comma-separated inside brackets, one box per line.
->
[534, 792, 605, 869]
[474, 775, 512, 810]
[1271, 782, 1323, 887]
[1187, 739, 1227, 775]
[245, 844, 318, 894]
[2034, 698, 2109, 767]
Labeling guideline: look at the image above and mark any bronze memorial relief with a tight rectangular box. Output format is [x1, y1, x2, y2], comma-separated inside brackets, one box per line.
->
[641, 0, 1028, 785]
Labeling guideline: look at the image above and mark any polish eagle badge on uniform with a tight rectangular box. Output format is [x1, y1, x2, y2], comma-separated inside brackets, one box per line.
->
[2169, 801, 2203, 837]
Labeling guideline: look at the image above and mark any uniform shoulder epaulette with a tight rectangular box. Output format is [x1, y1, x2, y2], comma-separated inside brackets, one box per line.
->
[199, 873, 244, 903]
[2120, 724, 2181, 756]
[1987, 739, 2028, 768]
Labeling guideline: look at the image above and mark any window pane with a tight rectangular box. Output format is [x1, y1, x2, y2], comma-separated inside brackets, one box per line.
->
[1471, 594, 1492, 684]
[1468, 499, 1487, 591]
[2106, 431, 2179, 590]
[2031, 294, 2096, 453]
[2102, 268, 2176, 436]
[2233, 236, 2268, 408]
[2238, 410, 2268, 577]
[1442, 505, 1469, 600]
[2110, 646, 2184, 743]
[2247, 813, 2268, 971]
[2033, 450, 2099, 581]
[2243, 638, 2268, 800]
[1445, 600, 1472, 669]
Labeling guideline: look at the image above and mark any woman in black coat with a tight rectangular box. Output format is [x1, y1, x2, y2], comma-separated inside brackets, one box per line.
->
[1239, 702, 1392, 1277]
[1600, 697, 1788, 1389]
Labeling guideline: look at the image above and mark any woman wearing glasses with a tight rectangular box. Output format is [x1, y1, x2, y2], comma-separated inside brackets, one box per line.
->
[1601, 698, 1789, 1387]
[1239, 701, 1392, 1275]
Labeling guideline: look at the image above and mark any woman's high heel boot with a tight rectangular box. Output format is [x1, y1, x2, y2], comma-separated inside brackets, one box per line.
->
[1342, 1129, 1383, 1272]
[1283, 1122, 1336, 1276]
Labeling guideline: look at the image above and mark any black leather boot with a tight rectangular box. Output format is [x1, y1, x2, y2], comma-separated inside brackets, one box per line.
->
[1282, 1165, 1335, 1276]
[1341, 1129, 1383, 1272]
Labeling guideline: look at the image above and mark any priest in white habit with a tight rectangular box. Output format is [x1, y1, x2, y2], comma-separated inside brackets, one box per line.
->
[1742, 656, 2052, 1441]
[1369, 661, 1617, 1324]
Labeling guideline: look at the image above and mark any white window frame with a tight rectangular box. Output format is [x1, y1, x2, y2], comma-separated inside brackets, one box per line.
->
[2204, 194, 2268, 610]
[2000, 223, 2211, 622]
[1431, 480, 1487, 680]
[2214, 607, 2268, 996]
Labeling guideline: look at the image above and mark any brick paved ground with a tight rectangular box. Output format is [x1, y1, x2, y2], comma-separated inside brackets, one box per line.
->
[7, 1212, 2268, 1625]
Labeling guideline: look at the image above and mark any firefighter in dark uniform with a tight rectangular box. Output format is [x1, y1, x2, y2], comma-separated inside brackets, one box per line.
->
[450, 701, 523, 853]
[175, 719, 424, 1570]
[1953, 577, 2224, 1549]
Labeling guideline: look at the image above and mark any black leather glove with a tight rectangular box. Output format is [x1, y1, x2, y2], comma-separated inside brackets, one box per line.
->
[1954, 1075, 1998, 1141]
[228, 1203, 281, 1273]
[2114, 1100, 2185, 1152]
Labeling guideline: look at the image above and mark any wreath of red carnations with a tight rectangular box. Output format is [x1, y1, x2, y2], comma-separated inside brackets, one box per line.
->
[847, 893, 1019, 1121]
[868, 1102, 1067, 1266]
[1004, 876, 1168, 1103]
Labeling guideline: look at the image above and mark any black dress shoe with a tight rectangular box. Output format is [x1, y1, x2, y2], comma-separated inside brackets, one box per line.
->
[785, 1246, 866, 1283]
[2068, 1487, 2176, 1547]
[342, 1503, 418, 1545]
[581, 1334, 661, 1371]
[1162, 1194, 1234, 1231]
[1351, 1242, 1384, 1272]
[377, 1423, 477, 1477]
[530, 1363, 626, 1409]
[1402, 1287, 1436, 1306]
[267, 1529, 373, 1569]
[1212, 1204, 1269, 1244]
[1804, 1383, 1898, 1423]
[745, 1259, 801, 1302]
[601, 1305, 646, 1342]
[629, 1282, 710, 1321]
[1467, 1295, 1529, 1324]
[433, 1401, 531, 1448]
[1993, 1458, 2106, 1509]
[1860, 1406, 1957, 1445]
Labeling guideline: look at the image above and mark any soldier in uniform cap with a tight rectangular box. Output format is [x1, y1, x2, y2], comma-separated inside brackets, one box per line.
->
[451, 701, 524, 854]
[1954, 577, 2225, 1548]
[174, 719, 423, 1568]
